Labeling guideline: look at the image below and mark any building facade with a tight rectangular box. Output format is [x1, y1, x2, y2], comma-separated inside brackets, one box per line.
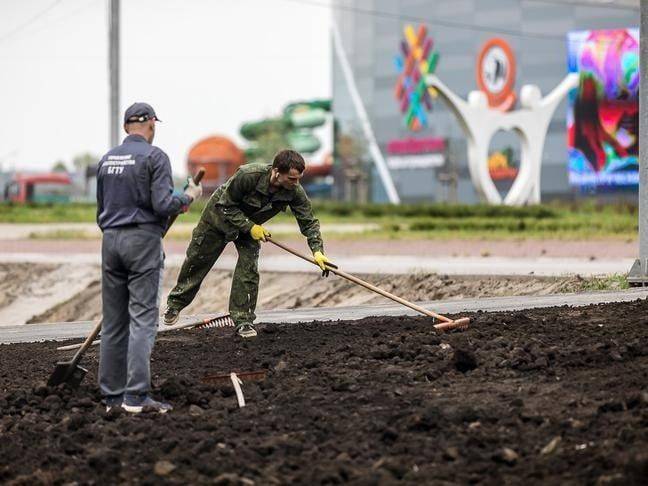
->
[331, 0, 639, 203]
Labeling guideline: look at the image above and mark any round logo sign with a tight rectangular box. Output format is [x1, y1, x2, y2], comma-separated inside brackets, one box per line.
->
[476, 38, 517, 111]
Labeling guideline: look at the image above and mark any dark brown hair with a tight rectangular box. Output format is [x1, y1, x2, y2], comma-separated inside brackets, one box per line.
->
[272, 149, 305, 174]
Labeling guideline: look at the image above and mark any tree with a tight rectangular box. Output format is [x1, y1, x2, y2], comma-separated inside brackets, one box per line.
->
[243, 121, 290, 164]
[253, 126, 290, 163]
[51, 160, 69, 173]
[72, 152, 99, 174]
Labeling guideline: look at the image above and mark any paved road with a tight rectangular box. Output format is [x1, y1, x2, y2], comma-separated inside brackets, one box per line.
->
[0, 235, 637, 259]
[0, 251, 634, 277]
[0, 222, 379, 240]
[3, 288, 646, 344]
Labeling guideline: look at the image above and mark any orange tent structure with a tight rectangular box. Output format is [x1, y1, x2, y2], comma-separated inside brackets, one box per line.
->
[187, 136, 246, 193]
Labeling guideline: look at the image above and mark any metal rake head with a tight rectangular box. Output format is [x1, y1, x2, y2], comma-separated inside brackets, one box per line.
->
[201, 370, 267, 385]
[194, 314, 235, 329]
[434, 317, 470, 332]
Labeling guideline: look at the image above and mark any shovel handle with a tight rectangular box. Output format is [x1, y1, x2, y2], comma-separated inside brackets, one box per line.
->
[70, 318, 103, 365]
[266, 237, 452, 323]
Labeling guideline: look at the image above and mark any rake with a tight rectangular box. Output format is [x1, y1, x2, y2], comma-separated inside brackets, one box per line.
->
[201, 370, 267, 385]
[56, 312, 234, 352]
[267, 237, 470, 332]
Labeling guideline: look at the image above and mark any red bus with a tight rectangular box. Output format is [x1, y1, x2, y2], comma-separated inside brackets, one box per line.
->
[5, 173, 72, 203]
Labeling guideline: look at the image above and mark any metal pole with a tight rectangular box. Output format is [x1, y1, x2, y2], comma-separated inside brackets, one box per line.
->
[331, 21, 401, 204]
[629, 0, 647, 285]
[641, 1, 648, 267]
[109, 0, 120, 148]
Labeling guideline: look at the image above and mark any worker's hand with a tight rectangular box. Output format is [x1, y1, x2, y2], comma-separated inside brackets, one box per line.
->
[184, 178, 203, 201]
[250, 224, 271, 242]
[313, 251, 333, 276]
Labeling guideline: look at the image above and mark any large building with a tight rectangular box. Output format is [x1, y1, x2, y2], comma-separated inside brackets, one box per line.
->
[331, 0, 639, 203]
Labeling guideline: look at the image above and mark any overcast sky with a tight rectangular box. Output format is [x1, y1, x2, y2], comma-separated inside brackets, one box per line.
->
[0, 0, 332, 175]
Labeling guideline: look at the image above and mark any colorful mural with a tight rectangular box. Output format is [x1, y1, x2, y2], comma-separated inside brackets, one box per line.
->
[567, 29, 639, 188]
[394, 25, 440, 131]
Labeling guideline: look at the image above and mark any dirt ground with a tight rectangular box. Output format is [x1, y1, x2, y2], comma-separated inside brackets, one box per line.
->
[0, 236, 638, 259]
[1, 299, 647, 484]
[9, 262, 617, 325]
[0, 263, 57, 309]
[0, 263, 98, 326]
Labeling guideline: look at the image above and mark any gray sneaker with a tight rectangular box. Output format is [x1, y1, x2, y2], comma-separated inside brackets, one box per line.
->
[163, 306, 180, 325]
[236, 323, 257, 339]
[122, 395, 173, 414]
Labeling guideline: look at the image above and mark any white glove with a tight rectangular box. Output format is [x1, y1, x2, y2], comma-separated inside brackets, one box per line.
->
[184, 178, 203, 201]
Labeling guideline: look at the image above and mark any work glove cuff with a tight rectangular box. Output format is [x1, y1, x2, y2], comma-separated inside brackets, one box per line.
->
[184, 179, 203, 201]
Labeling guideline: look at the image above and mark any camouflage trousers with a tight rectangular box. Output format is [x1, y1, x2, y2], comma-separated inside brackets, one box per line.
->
[166, 220, 260, 325]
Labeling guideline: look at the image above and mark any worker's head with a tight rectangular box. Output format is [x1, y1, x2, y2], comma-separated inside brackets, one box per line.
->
[123, 102, 160, 143]
[271, 150, 305, 190]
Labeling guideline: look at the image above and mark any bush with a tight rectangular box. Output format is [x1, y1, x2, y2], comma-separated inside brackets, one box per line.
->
[313, 202, 559, 220]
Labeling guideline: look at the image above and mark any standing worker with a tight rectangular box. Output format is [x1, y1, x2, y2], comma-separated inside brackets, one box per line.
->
[164, 149, 332, 338]
[97, 102, 202, 413]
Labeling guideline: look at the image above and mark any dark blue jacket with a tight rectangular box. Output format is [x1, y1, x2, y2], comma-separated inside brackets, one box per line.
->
[96, 134, 190, 234]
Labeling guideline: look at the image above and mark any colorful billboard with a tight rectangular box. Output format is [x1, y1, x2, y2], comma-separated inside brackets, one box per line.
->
[394, 25, 440, 131]
[386, 137, 445, 169]
[567, 29, 639, 188]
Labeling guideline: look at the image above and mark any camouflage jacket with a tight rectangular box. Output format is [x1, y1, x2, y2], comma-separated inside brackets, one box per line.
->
[201, 163, 323, 252]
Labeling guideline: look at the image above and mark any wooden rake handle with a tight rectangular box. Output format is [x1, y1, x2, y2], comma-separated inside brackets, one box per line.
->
[266, 237, 453, 323]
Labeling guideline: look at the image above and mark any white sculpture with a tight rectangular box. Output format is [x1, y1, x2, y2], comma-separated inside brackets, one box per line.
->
[426, 73, 578, 205]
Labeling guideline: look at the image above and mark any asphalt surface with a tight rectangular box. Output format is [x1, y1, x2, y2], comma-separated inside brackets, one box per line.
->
[0, 222, 380, 240]
[0, 252, 635, 277]
[2, 288, 646, 344]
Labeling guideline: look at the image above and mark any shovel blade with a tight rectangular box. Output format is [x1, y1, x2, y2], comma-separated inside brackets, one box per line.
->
[48, 361, 88, 388]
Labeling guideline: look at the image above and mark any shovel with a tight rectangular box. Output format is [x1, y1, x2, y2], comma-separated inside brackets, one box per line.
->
[48, 319, 103, 387]
[48, 168, 206, 388]
[266, 237, 470, 331]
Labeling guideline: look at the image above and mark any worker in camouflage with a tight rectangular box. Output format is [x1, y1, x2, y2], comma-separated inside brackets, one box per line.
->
[164, 149, 331, 338]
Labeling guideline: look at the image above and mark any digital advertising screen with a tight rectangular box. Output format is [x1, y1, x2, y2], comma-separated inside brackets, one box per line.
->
[567, 29, 639, 189]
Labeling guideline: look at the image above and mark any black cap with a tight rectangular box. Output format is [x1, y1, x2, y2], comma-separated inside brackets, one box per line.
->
[124, 102, 161, 124]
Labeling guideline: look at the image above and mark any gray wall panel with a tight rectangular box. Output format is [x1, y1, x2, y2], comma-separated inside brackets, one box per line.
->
[331, 0, 638, 202]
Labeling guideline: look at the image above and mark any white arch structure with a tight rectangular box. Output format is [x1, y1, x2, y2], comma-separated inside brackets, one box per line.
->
[426, 73, 578, 205]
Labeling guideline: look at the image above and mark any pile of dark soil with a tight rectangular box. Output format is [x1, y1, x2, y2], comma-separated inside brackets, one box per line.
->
[1, 299, 648, 484]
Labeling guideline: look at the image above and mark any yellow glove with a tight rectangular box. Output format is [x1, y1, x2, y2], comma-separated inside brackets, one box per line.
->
[313, 251, 331, 271]
[250, 224, 270, 242]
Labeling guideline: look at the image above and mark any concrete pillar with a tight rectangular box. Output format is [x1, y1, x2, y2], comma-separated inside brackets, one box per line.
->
[109, 0, 120, 148]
